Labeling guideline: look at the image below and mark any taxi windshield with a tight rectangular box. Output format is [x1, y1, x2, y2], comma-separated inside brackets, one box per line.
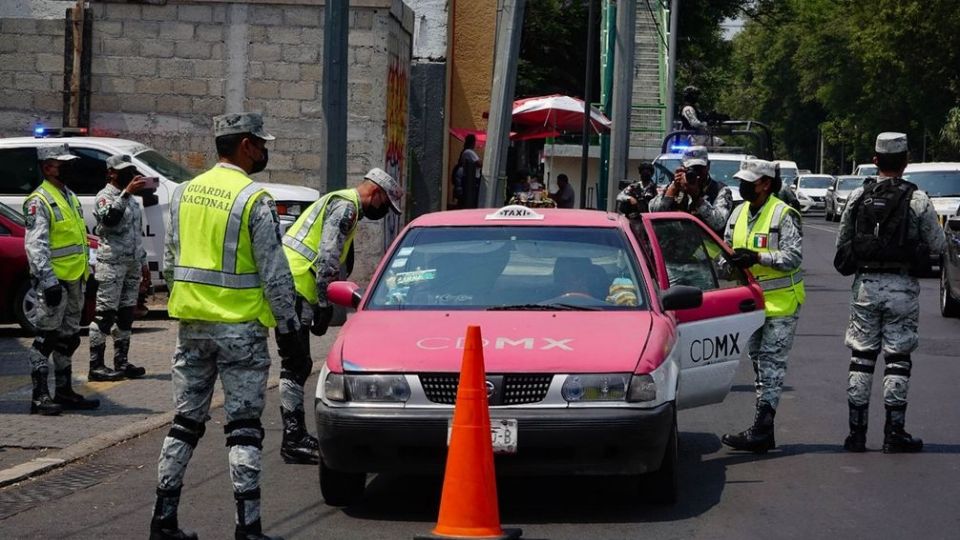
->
[367, 226, 648, 311]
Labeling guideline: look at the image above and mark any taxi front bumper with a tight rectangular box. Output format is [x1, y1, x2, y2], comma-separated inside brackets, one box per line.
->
[315, 400, 675, 476]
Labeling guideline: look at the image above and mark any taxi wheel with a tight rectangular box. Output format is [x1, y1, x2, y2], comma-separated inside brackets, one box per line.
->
[640, 416, 678, 505]
[319, 459, 366, 507]
[940, 265, 960, 318]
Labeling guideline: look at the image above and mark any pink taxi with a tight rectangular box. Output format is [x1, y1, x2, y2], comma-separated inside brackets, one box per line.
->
[317, 205, 765, 505]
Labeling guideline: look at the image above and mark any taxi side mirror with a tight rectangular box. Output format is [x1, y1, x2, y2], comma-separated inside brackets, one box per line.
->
[660, 285, 703, 311]
[328, 281, 363, 309]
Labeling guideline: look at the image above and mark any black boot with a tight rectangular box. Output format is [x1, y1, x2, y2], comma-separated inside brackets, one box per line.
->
[113, 339, 146, 379]
[280, 407, 320, 464]
[235, 520, 283, 540]
[883, 405, 923, 453]
[235, 490, 283, 540]
[53, 367, 100, 410]
[88, 343, 124, 382]
[722, 401, 776, 453]
[150, 487, 198, 540]
[843, 402, 869, 452]
[30, 367, 62, 416]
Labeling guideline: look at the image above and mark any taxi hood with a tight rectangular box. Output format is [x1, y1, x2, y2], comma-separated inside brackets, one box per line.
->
[332, 311, 655, 374]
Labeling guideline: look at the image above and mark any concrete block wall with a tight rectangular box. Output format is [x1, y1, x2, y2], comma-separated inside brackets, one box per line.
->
[0, 16, 66, 137]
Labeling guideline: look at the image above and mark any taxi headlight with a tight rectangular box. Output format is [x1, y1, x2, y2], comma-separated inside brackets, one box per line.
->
[626, 374, 657, 402]
[561, 374, 629, 402]
[344, 374, 411, 402]
[324, 372, 346, 402]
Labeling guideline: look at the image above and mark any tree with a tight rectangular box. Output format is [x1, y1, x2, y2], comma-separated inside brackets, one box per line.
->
[516, 0, 597, 99]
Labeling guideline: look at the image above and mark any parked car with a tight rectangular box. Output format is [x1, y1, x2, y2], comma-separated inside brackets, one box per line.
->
[773, 160, 799, 187]
[939, 213, 960, 317]
[314, 205, 766, 506]
[793, 174, 833, 214]
[0, 201, 97, 332]
[0, 131, 321, 284]
[824, 175, 860, 221]
[903, 162, 960, 273]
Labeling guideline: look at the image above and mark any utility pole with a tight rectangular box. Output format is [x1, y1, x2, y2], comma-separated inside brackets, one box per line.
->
[579, 0, 598, 208]
[322, 0, 349, 191]
[665, 0, 679, 131]
[481, 0, 526, 208]
[607, 0, 635, 211]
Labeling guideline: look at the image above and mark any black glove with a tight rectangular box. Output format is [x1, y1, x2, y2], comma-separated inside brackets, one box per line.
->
[311, 305, 334, 337]
[43, 284, 63, 307]
[730, 248, 761, 269]
[275, 329, 308, 369]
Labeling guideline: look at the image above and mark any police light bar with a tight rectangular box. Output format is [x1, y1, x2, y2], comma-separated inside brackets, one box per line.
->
[669, 144, 690, 152]
[33, 126, 89, 138]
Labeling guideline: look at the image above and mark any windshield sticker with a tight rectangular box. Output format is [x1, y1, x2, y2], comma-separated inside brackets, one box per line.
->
[391, 258, 408, 269]
[397, 247, 414, 256]
[395, 268, 437, 285]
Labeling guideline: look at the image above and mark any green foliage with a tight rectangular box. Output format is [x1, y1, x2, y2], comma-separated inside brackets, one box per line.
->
[516, 0, 596, 99]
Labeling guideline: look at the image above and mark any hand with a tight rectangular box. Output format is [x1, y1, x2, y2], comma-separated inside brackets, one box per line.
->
[730, 248, 761, 269]
[311, 305, 334, 337]
[124, 176, 148, 195]
[139, 265, 152, 294]
[628, 196, 637, 205]
[275, 329, 309, 369]
[43, 284, 63, 307]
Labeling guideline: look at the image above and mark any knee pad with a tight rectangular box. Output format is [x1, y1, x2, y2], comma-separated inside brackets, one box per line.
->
[117, 306, 134, 331]
[167, 414, 206, 448]
[54, 333, 81, 356]
[280, 363, 311, 388]
[32, 330, 60, 357]
[224, 418, 264, 450]
[884, 354, 912, 377]
[93, 310, 117, 334]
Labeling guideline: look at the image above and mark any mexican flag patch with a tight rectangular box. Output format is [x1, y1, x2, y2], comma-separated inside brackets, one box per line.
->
[752, 234, 769, 249]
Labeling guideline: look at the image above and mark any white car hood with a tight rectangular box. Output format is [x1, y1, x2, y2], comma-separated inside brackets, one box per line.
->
[798, 188, 828, 198]
[255, 182, 321, 202]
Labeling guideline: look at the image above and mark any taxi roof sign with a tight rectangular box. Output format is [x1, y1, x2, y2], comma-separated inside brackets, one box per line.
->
[485, 205, 545, 221]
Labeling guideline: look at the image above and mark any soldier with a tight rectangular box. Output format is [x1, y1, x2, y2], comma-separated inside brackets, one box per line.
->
[649, 146, 734, 235]
[23, 144, 100, 416]
[278, 167, 402, 464]
[150, 113, 307, 540]
[616, 162, 659, 218]
[722, 158, 804, 453]
[837, 132, 945, 453]
[88, 154, 150, 382]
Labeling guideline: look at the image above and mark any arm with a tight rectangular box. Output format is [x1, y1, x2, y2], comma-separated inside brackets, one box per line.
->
[682, 106, 707, 130]
[162, 190, 180, 285]
[23, 198, 58, 290]
[616, 184, 637, 203]
[835, 187, 864, 248]
[913, 191, 946, 256]
[314, 199, 359, 308]
[690, 198, 727, 233]
[648, 192, 676, 212]
[96, 190, 128, 228]
[758, 211, 803, 272]
[248, 193, 300, 332]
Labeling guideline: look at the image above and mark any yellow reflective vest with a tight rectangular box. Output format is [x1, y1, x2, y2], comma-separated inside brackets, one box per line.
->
[732, 195, 805, 317]
[25, 180, 89, 281]
[167, 165, 276, 327]
[283, 189, 360, 304]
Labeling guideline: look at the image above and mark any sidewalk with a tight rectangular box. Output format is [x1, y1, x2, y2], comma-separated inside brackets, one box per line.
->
[0, 314, 338, 487]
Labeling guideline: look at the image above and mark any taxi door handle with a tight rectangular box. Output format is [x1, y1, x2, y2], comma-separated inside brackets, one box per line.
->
[739, 299, 757, 312]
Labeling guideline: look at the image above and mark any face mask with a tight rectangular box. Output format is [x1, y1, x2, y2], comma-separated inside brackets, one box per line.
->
[250, 145, 269, 174]
[58, 161, 79, 186]
[739, 180, 757, 202]
[363, 204, 390, 221]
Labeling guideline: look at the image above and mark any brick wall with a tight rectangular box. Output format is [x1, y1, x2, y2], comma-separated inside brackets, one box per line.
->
[0, 17, 66, 134]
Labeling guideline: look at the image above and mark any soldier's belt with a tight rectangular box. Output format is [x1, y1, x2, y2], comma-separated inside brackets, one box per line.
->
[757, 270, 803, 291]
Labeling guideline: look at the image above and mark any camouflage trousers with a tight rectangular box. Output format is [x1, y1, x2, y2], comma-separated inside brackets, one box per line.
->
[749, 311, 800, 410]
[278, 298, 314, 413]
[89, 260, 140, 349]
[27, 279, 84, 373]
[156, 323, 270, 526]
[844, 274, 920, 408]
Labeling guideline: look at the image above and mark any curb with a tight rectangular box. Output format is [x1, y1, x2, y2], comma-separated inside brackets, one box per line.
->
[0, 373, 290, 489]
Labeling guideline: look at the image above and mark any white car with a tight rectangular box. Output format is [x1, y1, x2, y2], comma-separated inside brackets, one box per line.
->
[0, 133, 320, 284]
[854, 163, 878, 176]
[773, 160, 799, 188]
[903, 162, 960, 226]
[653, 151, 755, 203]
[793, 174, 833, 213]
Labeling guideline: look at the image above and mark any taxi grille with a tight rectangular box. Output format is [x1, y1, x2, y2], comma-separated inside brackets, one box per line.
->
[419, 374, 553, 405]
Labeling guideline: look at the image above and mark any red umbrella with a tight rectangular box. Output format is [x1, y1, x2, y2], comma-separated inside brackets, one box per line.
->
[511, 94, 612, 135]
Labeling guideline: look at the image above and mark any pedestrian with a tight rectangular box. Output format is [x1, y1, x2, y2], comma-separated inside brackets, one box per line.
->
[452, 134, 481, 209]
[278, 166, 402, 464]
[679, 85, 708, 135]
[722, 158, 805, 453]
[617, 162, 658, 217]
[836, 132, 945, 453]
[649, 146, 733, 235]
[150, 113, 307, 540]
[87, 154, 150, 382]
[22, 144, 100, 416]
[550, 173, 576, 208]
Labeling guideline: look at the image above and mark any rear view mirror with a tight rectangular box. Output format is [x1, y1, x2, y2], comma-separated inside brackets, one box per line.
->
[328, 281, 363, 308]
[827, 186, 835, 192]
[660, 285, 703, 311]
[948, 217, 960, 232]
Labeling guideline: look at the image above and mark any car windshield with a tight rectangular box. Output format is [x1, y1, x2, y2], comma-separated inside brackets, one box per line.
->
[836, 177, 862, 193]
[798, 177, 833, 189]
[902, 171, 960, 198]
[857, 164, 878, 176]
[134, 149, 196, 183]
[653, 158, 744, 188]
[367, 226, 648, 311]
[0, 202, 25, 225]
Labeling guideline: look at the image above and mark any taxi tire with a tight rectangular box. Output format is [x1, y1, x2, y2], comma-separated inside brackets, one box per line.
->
[319, 459, 366, 507]
[940, 265, 960, 318]
[640, 416, 678, 505]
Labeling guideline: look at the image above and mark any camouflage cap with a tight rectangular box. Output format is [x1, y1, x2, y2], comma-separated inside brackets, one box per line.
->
[875, 132, 907, 154]
[733, 158, 777, 183]
[364, 167, 402, 213]
[37, 143, 79, 162]
[105, 154, 137, 170]
[681, 146, 709, 168]
[212, 112, 275, 140]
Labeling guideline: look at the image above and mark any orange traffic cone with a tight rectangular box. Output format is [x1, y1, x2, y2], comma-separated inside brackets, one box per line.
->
[416, 325, 521, 540]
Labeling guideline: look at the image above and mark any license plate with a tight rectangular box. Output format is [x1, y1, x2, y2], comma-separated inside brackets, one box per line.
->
[447, 418, 518, 454]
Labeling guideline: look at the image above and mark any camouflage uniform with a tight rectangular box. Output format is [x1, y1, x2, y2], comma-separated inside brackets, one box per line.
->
[649, 147, 734, 234]
[153, 113, 299, 539]
[616, 180, 658, 217]
[89, 176, 148, 376]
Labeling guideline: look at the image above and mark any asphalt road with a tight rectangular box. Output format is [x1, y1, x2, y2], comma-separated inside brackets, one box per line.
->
[2, 218, 960, 540]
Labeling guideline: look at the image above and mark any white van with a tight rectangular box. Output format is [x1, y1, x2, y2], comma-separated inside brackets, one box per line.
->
[0, 133, 320, 284]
